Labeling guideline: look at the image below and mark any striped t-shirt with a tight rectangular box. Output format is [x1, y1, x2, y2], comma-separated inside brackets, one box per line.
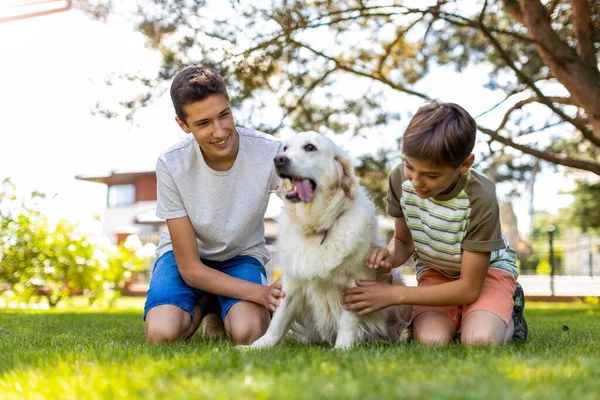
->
[386, 164, 518, 279]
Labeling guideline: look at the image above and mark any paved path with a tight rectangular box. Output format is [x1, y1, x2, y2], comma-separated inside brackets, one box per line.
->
[402, 274, 600, 296]
[128, 273, 600, 298]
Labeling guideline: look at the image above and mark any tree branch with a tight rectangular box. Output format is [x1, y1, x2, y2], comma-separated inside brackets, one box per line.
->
[474, 88, 526, 119]
[546, 0, 561, 17]
[268, 68, 336, 134]
[377, 16, 425, 74]
[424, 8, 536, 43]
[240, 11, 418, 58]
[478, 125, 600, 175]
[307, 12, 412, 30]
[496, 96, 577, 132]
[571, 0, 598, 70]
[481, 3, 600, 147]
[516, 0, 600, 144]
[502, 0, 524, 24]
[479, 0, 490, 25]
[290, 39, 431, 101]
[312, 4, 536, 43]
[517, 119, 566, 137]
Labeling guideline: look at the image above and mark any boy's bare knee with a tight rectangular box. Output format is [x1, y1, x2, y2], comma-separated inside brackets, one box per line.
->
[460, 322, 505, 347]
[225, 302, 270, 344]
[413, 312, 457, 347]
[145, 305, 193, 344]
[461, 332, 503, 347]
[229, 329, 262, 345]
[415, 331, 454, 347]
[229, 318, 268, 344]
[227, 312, 269, 344]
[146, 322, 186, 344]
[461, 311, 507, 347]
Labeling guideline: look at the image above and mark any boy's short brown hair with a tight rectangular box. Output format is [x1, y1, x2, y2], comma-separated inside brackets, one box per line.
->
[402, 101, 477, 168]
[170, 66, 230, 124]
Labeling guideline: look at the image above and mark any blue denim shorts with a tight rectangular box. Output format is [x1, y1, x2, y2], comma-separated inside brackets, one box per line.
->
[143, 251, 268, 321]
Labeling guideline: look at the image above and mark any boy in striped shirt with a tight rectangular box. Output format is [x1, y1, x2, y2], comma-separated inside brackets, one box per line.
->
[342, 101, 528, 346]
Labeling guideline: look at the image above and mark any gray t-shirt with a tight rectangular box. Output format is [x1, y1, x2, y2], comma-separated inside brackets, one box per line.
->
[155, 127, 282, 265]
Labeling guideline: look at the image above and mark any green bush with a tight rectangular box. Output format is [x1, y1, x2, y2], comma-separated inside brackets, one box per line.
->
[0, 178, 155, 308]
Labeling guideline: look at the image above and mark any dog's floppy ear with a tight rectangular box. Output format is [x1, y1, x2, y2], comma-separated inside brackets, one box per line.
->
[334, 153, 356, 200]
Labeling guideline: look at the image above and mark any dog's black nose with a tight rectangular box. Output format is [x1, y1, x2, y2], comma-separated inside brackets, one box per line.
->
[274, 154, 290, 168]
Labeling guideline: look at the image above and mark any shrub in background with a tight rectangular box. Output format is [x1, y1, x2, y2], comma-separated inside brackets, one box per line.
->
[0, 178, 155, 308]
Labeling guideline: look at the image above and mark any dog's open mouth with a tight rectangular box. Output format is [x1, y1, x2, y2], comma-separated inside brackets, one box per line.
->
[281, 176, 317, 203]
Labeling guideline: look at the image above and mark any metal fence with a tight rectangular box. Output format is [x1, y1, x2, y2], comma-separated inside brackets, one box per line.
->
[131, 231, 600, 297]
[520, 233, 600, 277]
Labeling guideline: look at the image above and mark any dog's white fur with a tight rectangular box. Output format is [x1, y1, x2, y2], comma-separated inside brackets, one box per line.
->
[250, 131, 411, 349]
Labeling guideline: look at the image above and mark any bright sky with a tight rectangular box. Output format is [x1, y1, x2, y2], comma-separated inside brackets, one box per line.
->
[0, 8, 185, 222]
[0, 7, 575, 235]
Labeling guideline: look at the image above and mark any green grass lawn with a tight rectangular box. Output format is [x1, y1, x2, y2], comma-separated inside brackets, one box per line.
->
[1, 299, 599, 400]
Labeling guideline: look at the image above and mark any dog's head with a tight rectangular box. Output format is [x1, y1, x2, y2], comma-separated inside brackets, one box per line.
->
[274, 131, 356, 204]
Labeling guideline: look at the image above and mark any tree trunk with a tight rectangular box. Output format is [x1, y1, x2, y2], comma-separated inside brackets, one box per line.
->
[516, 0, 600, 145]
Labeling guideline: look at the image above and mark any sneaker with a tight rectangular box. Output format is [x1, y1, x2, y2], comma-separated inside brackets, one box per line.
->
[198, 294, 226, 339]
[202, 312, 226, 338]
[511, 281, 528, 342]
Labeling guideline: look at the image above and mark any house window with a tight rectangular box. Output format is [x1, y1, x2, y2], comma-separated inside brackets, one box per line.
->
[108, 184, 136, 207]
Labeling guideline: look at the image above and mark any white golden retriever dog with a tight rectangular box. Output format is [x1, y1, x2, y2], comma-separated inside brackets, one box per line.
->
[250, 131, 411, 349]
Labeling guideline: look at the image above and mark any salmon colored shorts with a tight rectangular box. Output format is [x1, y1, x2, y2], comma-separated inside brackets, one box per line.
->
[411, 268, 517, 330]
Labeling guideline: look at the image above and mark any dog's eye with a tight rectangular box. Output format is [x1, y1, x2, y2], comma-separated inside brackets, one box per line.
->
[283, 146, 288, 152]
[304, 144, 317, 152]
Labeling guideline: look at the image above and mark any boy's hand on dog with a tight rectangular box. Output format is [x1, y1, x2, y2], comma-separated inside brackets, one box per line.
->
[262, 277, 285, 312]
[366, 246, 392, 273]
[341, 280, 397, 316]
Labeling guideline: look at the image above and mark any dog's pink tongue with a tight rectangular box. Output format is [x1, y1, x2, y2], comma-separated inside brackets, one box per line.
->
[294, 179, 314, 203]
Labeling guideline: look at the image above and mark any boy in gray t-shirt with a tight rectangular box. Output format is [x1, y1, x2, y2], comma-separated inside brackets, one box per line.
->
[144, 66, 285, 344]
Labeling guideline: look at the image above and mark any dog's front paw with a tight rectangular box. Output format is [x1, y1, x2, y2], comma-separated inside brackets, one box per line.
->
[246, 335, 279, 350]
[334, 333, 357, 349]
[235, 339, 274, 351]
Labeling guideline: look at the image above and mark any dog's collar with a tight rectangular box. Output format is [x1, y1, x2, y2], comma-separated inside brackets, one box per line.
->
[320, 229, 328, 245]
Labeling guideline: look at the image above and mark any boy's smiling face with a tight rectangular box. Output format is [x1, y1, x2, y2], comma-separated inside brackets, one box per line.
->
[403, 155, 474, 199]
[175, 94, 239, 171]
